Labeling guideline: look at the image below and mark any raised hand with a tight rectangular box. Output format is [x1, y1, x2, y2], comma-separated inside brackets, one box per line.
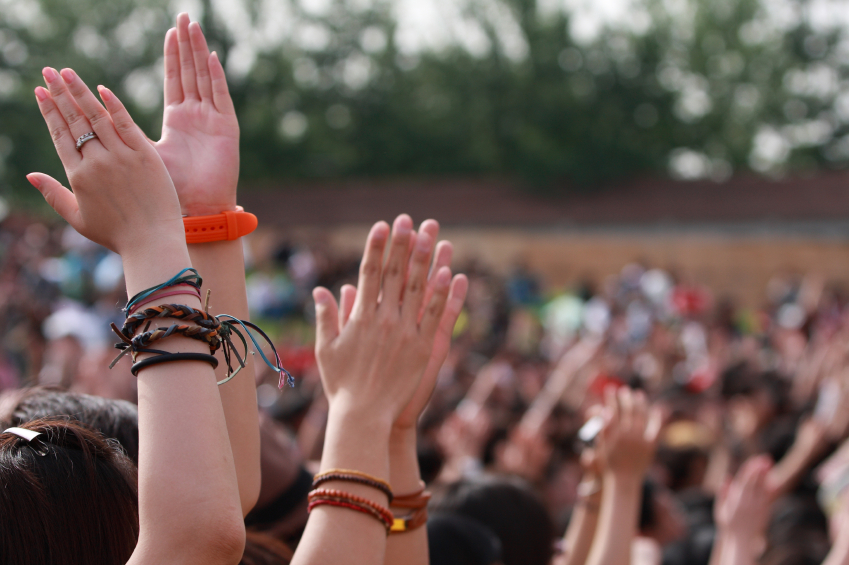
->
[30, 67, 184, 264]
[154, 13, 239, 216]
[331, 219, 468, 429]
[596, 387, 662, 480]
[312, 215, 454, 423]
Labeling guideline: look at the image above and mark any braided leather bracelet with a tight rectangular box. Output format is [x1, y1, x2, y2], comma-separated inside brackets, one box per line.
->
[123, 303, 220, 339]
[313, 472, 394, 503]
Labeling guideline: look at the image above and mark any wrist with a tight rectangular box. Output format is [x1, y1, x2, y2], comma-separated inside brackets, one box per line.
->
[603, 469, 643, 492]
[182, 200, 238, 217]
[120, 234, 193, 297]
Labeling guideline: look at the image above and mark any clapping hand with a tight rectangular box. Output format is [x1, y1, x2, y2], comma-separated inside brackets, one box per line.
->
[153, 13, 239, 216]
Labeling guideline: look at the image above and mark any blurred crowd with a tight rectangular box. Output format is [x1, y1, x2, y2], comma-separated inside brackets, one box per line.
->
[5, 209, 849, 565]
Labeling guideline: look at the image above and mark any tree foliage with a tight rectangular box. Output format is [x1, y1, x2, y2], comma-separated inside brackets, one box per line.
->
[2, 0, 848, 205]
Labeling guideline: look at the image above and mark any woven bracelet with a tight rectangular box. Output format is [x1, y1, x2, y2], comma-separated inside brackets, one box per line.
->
[313, 472, 394, 503]
[124, 268, 202, 313]
[131, 352, 219, 376]
[123, 303, 220, 339]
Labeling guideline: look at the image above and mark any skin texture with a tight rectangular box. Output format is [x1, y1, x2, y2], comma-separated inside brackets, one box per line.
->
[31, 67, 244, 564]
[154, 14, 259, 516]
[584, 387, 662, 565]
[710, 456, 774, 565]
[292, 215, 466, 565]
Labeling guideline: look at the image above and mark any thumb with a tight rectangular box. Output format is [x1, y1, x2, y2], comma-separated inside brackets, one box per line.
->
[313, 287, 340, 348]
[27, 173, 82, 228]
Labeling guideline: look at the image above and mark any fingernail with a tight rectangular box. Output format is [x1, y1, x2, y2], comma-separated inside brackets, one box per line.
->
[371, 222, 389, 241]
[394, 215, 412, 235]
[26, 174, 40, 189]
[42, 67, 58, 83]
[97, 86, 112, 102]
[34, 87, 48, 101]
[416, 232, 432, 252]
[313, 289, 329, 305]
[60, 68, 76, 83]
[436, 268, 451, 288]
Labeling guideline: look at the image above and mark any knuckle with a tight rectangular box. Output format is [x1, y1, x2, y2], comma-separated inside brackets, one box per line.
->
[406, 278, 423, 295]
[65, 109, 87, 128]
[360, 260, 380, 278]
[385, 263, 402, 279]
[49, 125, 66, 145]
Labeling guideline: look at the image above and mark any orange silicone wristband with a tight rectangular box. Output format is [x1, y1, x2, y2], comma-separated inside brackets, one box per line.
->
[183, 206, 258, 243]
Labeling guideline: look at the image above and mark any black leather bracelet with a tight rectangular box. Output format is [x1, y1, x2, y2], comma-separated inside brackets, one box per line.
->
[131, 352, 219, 377]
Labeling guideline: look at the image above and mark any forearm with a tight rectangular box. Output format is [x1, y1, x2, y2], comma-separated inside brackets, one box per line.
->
[125, 248, 244, 563]
[769, 441, 825, 499]
[714, 535, 756, 565]
[292, 406, 393, 565]
[385, 428, 429, 565]
[188, 239, 261, 516]
[561, 482, 601, 565]
[585, 473, 642, 565]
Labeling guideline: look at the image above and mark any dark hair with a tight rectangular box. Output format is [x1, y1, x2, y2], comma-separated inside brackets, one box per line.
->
[0, 418, 139, 565]
[432, 475, 554, 565]
[1, 387, 139, 463]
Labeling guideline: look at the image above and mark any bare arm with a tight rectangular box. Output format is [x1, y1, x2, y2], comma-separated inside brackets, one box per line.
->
[293, 216, 458, 565]
[155, 14, 259, 515]
[585, 388, 661, 565]
[710, 456, 773, 565]
[32, 68, 243, 563]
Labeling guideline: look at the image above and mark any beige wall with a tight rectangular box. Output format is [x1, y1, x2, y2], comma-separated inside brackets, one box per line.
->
[256, 225, 849, 307]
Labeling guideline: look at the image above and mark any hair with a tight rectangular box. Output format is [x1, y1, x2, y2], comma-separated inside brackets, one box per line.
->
[0, 417, 139, 565]
[0, 387, 140, 463]
[431, 475, 554, 565]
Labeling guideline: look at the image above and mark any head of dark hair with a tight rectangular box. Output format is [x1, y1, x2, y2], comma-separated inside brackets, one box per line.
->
[0, 417, 139, 565]
[432, 475, 554, 565]
[1, 387, 139, 463]
[428, 513, 502, 565]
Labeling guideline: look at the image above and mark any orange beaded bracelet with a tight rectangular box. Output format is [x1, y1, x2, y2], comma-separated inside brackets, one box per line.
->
[308, 488, 394, 533]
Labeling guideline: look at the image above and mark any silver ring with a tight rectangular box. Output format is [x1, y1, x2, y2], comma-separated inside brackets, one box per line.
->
[75, 132, 97, 151]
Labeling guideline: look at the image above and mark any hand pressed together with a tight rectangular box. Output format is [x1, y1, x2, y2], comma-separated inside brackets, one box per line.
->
[313, 215, 462, 424]
[154, 13, 240, 216]
[29, 67, 184, 261]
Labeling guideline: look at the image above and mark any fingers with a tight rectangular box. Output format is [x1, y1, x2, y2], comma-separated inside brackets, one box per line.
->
[420, 237, 453, 322]
[645, 406, 663, 444]
[379, 214, 414, 310]
[313, 287, 340, 348]
[419, 266, 452, 339]
[352, 222, 390, 317]
[617, 386, 634, 431]
[188, 21, 213, 100]
[42, 67, 98, 148]
[58, 68, 121, 150]
[209, 52, 236, 115]
[26, 173, 82, 229]
[163, 27, 183, 105]
[176, 13, 199, 100]
[34, 86, 80, 167]
[339, 284, 356, 327]
[400, 231, 435, 323]
[97, 87, 148, 150]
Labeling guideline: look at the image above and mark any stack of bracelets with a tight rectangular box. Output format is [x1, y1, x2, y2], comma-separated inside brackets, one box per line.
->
[109, 268, 293, 387]
[308, 469, 430, 535]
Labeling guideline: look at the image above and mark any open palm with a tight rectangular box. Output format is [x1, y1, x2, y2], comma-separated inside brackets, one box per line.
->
[155, 15, 239, 217]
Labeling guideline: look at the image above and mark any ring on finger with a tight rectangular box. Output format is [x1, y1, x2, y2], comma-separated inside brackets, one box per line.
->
[75, 132, 97, 151]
